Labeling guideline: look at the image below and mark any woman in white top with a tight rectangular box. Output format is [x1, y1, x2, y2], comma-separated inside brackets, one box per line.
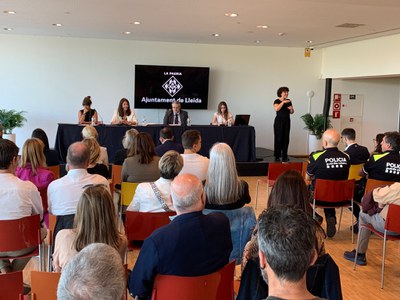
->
[212, 101, 234, 126]
[111, 98, 137, 125]
[127, 150, 183, 212]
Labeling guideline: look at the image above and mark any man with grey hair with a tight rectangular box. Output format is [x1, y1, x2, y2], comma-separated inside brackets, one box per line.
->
[57, 243, 126, 300]
[128, 173, 232, 299]
[258, 207, 323, 300]
[163, 100, 189, 125]
[48, 142, 110, 240]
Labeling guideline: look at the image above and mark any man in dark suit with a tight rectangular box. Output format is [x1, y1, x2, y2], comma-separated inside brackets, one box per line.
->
[155, 127, 184, 157]
[341, 128, 369, 165]
[128, 174, 232, 300]
[163, 100, 189, 125]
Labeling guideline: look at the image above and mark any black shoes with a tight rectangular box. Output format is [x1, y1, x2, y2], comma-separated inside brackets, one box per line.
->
[350, 221, 359, 234]
[326, 217, 337, 238]
[344, 249, 367, 266]
[274, 157, 281, 162]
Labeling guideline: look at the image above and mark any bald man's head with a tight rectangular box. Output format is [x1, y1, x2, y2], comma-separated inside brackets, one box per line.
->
[322, 129, 340, 148]
[67, 142, 90, 169]
[171, 174, 204, 213]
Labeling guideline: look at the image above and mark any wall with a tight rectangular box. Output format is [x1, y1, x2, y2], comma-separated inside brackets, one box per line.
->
[0, 34, 326, 155]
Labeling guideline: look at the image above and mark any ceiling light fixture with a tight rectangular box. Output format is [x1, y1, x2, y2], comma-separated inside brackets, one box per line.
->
[123, 31, 131, 35]
[3, 10, 16, 14]
[256, 25, 268, 29]
[3, 27, 13, 31]
[224, 12, 238, 17]
[212, 33, 220, 37]
[52, 23, 62, 27]
[254, 40, 261, 44]
[278, 32, 285, 36]
[307, 40, 313, 44]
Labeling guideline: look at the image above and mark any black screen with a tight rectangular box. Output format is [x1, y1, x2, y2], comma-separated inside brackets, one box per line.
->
[134, 65, 210, 109]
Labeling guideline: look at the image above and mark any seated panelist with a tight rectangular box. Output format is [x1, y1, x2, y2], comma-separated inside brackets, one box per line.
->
[163, 100, 189, 125]
[78, 96, 98, 124]
[110, 98, 137, 126]
[212, 101, 234, 126]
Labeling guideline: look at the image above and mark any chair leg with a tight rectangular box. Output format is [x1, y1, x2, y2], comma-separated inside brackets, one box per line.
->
[353, 226, 363, 271]
[338, 207, 343, 232]
[381, 231, 388, 289]
[351, 201, 354, 244]
[255, 179, 260, 209]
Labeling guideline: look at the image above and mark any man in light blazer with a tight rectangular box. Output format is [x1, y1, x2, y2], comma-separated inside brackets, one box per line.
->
[163, 100, 189, 125]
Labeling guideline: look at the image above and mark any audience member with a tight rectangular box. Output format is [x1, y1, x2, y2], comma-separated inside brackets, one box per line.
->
[81, 125, 109, 166]
[0, 139, 43, 273]
[127, 151, 183, 212]
[344, 182, 400, 266]
[360, 131, 400, 182]
[82, 137, 110, 178]
[211, 101, 234, 126]
[128, 174, 232, 299]
[47, 142, 110, 239]
[111, 98, 138, 126]
[57, 243, 126, 300]
[16, 138, 55, 224]
[122, 132, 160, 183]
[205, 143, 250, 209]
[53, 185, 127, 272]
[31, 128, 60, 166]
[179, 129, 209, 181]
[258, 207, 324, 300]
[372, 133, 384, 154]
[155, 127, 184, 157]
[78, 96, 98, 124]
[163, 100, 189, 125]
[114, 128, 139, 165]
[306, 129, 350, 238]
[341, 128, 369, 165]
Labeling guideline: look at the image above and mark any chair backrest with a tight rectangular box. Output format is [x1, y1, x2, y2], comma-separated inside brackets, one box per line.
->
[268, 162, 302, 182]
[314, 179, 355, 203]
[121, 182, 139, 206]
[125, 211, 176, 242]
[348, 164, 363, 181]
[0, 271, 23, 300]
[364, 179, 395, 195]
[203, 207, 256, 265]
[151, 261, 235, 300]
[110, 164, 123, 194]
[385, 204, 400, 234]
[31, 271, 61, 300]
[0, 214, 41, 252]
[47, 165, 60, 179]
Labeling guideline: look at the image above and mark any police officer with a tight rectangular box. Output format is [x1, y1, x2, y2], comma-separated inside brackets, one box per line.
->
[307, 129, 350, 238]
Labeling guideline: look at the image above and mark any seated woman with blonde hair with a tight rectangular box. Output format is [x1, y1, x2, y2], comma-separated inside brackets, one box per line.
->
[53, 185, 127, 272]
[81, 125, 109, 166]
[127, 150, 183, 212]
[211, 101, 234, 126]
[82, 137, 110, 178]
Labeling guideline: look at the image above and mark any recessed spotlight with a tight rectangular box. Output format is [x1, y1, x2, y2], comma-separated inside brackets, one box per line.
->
[212, 33, 220, 37]
[307, 40, 313, 44]
[224, 12, 238, 17]
[3, 27, 13, 31]
[133, 21, 141, 25]
[278, 32, 285, 36]
[3, 10, 16, 14]
[254, 40, 261, 44]
[52, 23, 62, 27]
[123, 31, 131, 35]
[256, 25, 268, 29]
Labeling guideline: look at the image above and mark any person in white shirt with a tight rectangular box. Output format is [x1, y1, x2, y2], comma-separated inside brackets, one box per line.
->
[179, 130, 209, 181]
[0, 139, 43, 273]
[127, 150, 183, 212]
[110, 98, 137, 126]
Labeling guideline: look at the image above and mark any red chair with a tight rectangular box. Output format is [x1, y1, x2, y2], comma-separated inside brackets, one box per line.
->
[0, 214, 43, 271]
[313, 179, 355, 242]
[354, 204, 400, 288]
[255, 162, 302, 208]
[125, 211, 176, 248]
[364, 179, 395, 195]
[31, 271, 61, 300]
[0, 271, 24, 300]
[151, 261, 235, 300]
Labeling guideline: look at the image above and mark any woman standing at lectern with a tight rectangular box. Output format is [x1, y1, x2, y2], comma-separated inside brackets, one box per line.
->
[273, 87, 294, 162]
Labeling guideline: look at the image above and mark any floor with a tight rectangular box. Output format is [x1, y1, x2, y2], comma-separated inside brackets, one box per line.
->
[23, 176, 400, 299]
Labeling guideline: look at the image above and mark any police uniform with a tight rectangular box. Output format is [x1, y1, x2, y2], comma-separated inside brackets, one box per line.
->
[307, 147, 350, 220]
[345, 143, 370, 165]
[362, 150, 400, 181]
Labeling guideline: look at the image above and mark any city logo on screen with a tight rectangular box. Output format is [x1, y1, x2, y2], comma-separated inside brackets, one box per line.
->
[162, 76, 183, 97]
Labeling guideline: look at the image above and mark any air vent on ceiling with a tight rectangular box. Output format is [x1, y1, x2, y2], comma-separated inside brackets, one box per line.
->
[336, 23, 365, 28]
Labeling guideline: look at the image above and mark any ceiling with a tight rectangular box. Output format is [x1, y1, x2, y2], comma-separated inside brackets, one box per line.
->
[1, 0, 400, 48]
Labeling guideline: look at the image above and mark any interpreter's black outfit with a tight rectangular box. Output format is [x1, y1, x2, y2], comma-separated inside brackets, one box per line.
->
[273, 99, 292, 161]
